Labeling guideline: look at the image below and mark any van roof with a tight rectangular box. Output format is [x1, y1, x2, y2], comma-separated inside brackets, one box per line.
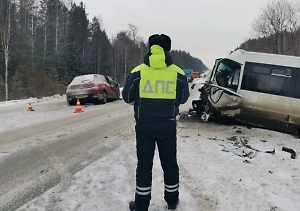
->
[227, 49, 300, 68]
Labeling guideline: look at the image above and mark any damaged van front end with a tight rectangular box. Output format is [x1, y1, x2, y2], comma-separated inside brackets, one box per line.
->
[189, 50, 300, 136]
[191, 83, 242, 121]
[190, 57, 244, 122]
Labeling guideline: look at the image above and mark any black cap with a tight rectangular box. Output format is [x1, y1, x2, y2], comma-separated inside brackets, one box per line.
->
[148, 34, 171, 51]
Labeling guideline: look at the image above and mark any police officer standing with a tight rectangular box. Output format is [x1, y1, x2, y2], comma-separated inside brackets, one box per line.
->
[122, 34, 190, 211]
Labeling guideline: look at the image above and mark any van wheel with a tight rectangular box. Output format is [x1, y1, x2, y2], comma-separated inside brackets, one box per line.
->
[296, 127, 300, 138]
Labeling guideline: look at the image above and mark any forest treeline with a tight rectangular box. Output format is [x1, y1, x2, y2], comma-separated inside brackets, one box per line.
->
[236, 0, 300, 57]
[0, 0, 207, 101]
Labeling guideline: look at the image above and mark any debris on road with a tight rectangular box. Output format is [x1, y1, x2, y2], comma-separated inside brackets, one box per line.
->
[179, 111, 196, 120]
[218, 136, 277, 159]
[282, 147, 297, 159]
[222, 147, 257, 159]
[240, 137, 275, 154]
[208, 137, 223, 141]
[260, 140, 267, 143]
[227, 136, 238, 142]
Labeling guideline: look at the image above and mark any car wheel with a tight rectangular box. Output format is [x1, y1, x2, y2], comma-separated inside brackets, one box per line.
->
[116, 92, 120, 100]
[296, 127, 300, 138]
[94, 98, 100, 105]
[100, 91, 107, 104]
[68, 100, 76, 106]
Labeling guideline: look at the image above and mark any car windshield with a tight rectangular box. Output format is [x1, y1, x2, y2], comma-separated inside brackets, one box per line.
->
[70, 75, 94, 84]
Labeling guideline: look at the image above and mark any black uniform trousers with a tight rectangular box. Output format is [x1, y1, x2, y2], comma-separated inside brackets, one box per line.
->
[134, 120, 179, 211]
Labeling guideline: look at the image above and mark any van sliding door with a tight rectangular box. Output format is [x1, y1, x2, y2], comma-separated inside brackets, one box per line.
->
[290, 70, 300, 128]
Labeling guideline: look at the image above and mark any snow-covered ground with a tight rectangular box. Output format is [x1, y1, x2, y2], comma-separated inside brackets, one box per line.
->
[0, 95, 69, 133]
[1, 87, 300, 211]
[0, 89, 123, 133]
[0, 94, 65, 108]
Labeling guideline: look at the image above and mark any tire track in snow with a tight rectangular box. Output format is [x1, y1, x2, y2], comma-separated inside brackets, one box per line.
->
[0, 101, 130, 148]
[0, 102, 134, 211]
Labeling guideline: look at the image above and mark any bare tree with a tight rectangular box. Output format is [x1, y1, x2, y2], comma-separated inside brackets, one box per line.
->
[127, 24, 138, 44]
[28, 0, 39, 64]
[287, 2, 300, 56]
[54, 0, 69, 57]
[111, 32, 139, 83]
[138, 38, 147, 63]
[286, 1, 300, 55]
[110, 35, 119, 79]
[253, 0, 292, 54]
[39, 0, 49, 62]
[55, 0, 59, 55]
[0, 0, 11, 101]
[112, 34, 130, 82]
[90, 17, 101, 74]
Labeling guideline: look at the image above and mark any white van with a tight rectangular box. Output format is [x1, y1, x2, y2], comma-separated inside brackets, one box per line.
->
[191, 49, 300, 135]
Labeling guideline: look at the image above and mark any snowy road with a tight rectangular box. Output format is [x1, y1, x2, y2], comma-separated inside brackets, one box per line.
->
[1, 92, 300, 211]
[0, 99, 135, 211]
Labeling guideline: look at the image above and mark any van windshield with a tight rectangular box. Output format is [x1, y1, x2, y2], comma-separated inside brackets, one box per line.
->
[214, 59, 241, 92]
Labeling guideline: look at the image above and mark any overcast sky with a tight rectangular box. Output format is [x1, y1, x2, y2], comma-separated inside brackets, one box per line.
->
[74, 0, 271, 69]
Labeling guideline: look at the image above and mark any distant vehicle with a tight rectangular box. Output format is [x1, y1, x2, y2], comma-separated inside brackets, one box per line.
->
[192, 72, 200, 79]
[66, 74, 120, 105]
[190, 49, 300, 136]
[183, 69, 193, 82]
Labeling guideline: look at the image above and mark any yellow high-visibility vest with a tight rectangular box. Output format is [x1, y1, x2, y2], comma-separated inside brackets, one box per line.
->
[132, 64, 184, 99]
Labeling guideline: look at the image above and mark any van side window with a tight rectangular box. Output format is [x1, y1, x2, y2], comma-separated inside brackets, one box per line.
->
[253, 66, 270, 74]
[271, 68, 291, 77]
[241, 62, 295, 98]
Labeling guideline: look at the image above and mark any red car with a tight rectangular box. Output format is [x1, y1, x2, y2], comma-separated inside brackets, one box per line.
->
[66, 74, 120, 105]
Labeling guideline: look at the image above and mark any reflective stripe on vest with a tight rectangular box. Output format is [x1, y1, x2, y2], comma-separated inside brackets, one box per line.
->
[140, 69, 177, 99]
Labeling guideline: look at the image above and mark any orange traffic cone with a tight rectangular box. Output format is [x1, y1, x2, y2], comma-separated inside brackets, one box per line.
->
[27, 102, 34, 111]
[73, 98, 84, 113]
